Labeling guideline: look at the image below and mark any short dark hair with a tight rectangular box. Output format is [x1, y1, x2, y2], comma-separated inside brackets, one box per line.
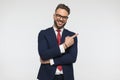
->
[55, 4, 70, 15]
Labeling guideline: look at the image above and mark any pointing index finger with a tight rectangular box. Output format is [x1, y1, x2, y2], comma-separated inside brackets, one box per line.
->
[71, 33, 78, 38]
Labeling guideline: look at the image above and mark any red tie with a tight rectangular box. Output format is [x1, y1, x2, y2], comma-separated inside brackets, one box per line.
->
[56, 30, 62, 71]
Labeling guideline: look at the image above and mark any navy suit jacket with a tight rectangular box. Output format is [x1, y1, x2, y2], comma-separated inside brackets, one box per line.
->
[37, 27, 78, 80]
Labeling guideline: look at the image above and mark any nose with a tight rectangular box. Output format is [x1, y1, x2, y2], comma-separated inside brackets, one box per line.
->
[59, 17, 64, 20]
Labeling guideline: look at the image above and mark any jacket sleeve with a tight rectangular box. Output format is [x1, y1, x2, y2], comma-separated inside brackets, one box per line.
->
[53, 37, 78, 65]
[38, 30, 62, 60]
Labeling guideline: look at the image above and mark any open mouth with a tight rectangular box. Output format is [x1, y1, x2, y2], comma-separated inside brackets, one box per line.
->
[57, 20, 64, 26]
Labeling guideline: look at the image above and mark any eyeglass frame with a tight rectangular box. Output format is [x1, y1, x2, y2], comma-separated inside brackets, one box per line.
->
[55, 14, 68, 20]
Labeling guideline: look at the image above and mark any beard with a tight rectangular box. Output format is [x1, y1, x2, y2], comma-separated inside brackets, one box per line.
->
[54, 20, 66, 29]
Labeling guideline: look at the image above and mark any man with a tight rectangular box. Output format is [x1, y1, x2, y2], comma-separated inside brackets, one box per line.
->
[37, 4, 78, 80]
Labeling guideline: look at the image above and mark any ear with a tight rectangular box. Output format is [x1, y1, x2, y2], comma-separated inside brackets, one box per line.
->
[53, 14, 56, 19]
[53, 14, 55, 17]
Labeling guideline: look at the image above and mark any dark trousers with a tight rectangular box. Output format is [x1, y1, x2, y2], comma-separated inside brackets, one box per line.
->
[53, 74, 64, 80]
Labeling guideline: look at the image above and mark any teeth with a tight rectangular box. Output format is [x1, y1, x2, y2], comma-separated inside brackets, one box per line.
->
[59, 21, 63, 24]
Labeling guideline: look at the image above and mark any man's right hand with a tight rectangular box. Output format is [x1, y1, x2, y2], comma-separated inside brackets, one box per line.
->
[63, 33, 78, 49]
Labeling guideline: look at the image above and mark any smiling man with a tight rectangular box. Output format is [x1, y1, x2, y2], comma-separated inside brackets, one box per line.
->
[37, 4, 78, 80]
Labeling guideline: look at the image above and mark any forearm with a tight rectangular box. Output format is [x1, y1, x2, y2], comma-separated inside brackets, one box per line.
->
[53, 37, 78, 65]
[40, 44, 66, 65]
[39, 46, 62, 60]
[40, 52, 77, 65]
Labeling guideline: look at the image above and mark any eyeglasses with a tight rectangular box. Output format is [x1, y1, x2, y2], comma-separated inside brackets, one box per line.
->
[55, 14, 68, 20]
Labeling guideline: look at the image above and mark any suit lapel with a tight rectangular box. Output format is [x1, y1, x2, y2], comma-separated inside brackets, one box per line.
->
[47, 27, 58, 46]
[61, 29, 68, 44]
[47, 27, 68, 46]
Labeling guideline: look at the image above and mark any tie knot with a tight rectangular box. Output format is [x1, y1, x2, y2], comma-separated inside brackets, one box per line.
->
[56, 29, 61, 33]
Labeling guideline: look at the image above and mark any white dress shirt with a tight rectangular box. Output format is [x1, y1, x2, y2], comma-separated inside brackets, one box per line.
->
[50, 26, 65, 75]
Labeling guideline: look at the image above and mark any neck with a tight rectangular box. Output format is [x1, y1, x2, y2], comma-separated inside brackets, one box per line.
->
[54, 25, 64, 30]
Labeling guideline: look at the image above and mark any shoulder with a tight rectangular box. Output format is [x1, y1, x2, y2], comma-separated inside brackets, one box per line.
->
[38, 27, 53, 35]
[64, 28, 75, 36]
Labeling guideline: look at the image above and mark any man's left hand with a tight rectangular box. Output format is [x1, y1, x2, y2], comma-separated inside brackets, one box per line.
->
[40, 58, 50, 64]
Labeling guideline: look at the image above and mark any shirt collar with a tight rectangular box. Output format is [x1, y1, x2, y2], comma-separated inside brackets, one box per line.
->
[53, 25, 64, 33]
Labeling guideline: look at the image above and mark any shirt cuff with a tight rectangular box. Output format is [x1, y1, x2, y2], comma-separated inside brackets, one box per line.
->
[50, 59, 54, 65]
[59, 44, 65, 54]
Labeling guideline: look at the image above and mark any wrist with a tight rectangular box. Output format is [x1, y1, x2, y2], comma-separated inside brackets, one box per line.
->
[63, 43, 68, 49]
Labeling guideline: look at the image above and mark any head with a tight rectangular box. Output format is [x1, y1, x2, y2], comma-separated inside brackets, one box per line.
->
[53, 4, 70, 29]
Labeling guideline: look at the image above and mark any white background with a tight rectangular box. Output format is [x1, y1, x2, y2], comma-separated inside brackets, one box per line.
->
[0, 0, 120, 80]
